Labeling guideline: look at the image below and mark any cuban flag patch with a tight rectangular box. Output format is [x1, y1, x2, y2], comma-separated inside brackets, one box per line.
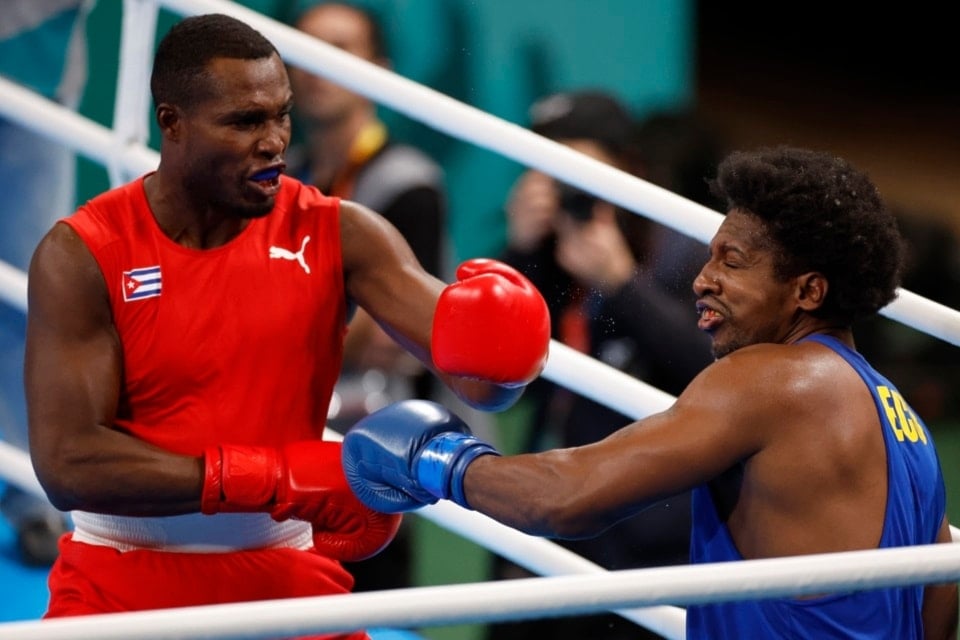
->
[122, 266, 162, 302]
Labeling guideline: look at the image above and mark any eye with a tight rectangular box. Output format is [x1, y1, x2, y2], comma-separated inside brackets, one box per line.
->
[720, 248, 746, 269]
[229, 116, 260, 130]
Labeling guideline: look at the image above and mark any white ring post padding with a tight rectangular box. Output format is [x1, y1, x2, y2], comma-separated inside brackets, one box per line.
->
[0, 259, 28, 314]
[110, 0, 160, 187]
[0, 441, 46, 499]
[2, 542, 960, 640]
[0, 76, 160, 179]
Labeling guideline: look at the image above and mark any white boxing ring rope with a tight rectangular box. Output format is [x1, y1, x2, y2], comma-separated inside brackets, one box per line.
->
[0, 0, 959, 637]
[1, 543, 960, 640]
[162, 0, 960, 350]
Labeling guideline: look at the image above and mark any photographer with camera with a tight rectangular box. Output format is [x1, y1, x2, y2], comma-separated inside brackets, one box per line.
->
[489, 91, 713, 640]
[503, 91, 711, 400]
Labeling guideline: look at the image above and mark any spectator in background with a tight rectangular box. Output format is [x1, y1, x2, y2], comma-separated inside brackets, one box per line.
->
[287, 0, 449, 592]
[487, 92, 714, 640]
[0, 0, 94, 566]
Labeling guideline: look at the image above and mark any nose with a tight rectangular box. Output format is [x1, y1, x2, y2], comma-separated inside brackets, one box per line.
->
[692, 260, 718, 298]
[257, 121, 289, 158]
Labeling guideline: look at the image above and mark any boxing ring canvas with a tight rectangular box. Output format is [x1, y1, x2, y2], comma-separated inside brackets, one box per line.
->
[0, 0, 959, 638]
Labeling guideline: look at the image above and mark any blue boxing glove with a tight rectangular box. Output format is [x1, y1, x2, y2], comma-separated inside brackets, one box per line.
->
[341, 400, 500, 513]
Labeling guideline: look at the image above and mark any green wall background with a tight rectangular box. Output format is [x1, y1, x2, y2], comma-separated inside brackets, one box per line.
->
[75, 0, 694, 261]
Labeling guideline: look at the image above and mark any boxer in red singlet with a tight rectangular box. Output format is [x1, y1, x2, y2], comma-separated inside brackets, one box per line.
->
[25, 14, 549, 640]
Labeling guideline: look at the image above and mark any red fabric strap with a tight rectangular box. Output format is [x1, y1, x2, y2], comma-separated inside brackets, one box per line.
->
[200, 446, 224, 515]
[201, 445, 280, 514]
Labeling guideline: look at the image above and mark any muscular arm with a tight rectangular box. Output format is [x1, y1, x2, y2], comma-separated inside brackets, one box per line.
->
[461, 354, 763, 538]
[339, 201, 521, 410]
[342, 186, 444, 371]
[460, 339, 919, 562]
[922, 516, 959, 640]
[25, 223, 203, 515]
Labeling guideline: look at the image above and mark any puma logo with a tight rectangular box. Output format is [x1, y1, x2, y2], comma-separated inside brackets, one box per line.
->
[269, 236, 311, 274]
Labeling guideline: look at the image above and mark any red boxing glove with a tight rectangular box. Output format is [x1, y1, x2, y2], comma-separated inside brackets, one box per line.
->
[201, 441, 402, 562]
[432, 258, 550, 386]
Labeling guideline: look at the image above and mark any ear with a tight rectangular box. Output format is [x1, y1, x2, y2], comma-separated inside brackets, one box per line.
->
[155, 103, 181, 141]
[795, 271, 828, 311]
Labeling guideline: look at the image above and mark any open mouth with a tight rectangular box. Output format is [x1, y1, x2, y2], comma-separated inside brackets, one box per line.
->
[249, 167, 283, 191]
[696, 302, 724, 332]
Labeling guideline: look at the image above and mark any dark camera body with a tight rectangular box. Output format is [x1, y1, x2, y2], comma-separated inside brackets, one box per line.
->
[557, 182, 598, 221]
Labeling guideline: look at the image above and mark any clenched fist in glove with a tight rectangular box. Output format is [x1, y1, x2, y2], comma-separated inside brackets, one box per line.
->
[433, 258, 550, 387]
[201, 440, 401, 561]
[341, 399, 500, 514]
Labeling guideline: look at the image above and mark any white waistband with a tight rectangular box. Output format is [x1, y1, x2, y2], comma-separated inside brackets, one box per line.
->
[71, 511, 313, 553]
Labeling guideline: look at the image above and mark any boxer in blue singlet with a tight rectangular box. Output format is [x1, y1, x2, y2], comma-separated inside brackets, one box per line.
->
[343, 146, 958, 639]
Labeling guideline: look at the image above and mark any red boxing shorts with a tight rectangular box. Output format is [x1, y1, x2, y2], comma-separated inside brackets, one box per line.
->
[46, 534, 369, 640]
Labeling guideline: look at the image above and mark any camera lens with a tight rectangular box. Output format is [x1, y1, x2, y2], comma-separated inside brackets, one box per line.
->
[557, 182, 597, 221]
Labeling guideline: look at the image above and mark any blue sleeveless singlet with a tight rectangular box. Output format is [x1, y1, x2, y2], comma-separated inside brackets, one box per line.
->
[686, 334, 946, 639]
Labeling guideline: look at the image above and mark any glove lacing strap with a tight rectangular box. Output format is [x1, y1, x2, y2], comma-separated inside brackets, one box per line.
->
[201, 445, 282, 514]
[415, 433, 499, 509]
[201, 446, 225, 515]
